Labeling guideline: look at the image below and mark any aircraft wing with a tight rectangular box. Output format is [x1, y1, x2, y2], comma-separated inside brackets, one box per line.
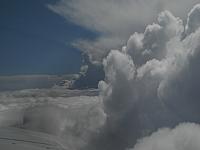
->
[0, 127, 66, 150]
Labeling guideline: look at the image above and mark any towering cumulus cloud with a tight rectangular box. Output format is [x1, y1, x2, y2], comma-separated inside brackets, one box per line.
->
[48, 0, 199, 63]
[85, 3, 200, 150]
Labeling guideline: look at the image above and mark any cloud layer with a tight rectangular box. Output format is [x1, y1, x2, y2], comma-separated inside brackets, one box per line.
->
[0, 88, 105, 150]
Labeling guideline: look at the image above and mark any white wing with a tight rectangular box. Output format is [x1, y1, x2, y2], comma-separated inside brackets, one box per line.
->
[0, 127, 66, 150]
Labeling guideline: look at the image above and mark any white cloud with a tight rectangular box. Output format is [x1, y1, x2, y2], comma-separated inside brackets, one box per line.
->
[125, 10, 184, 65]
[48, 0, 199, 62]
[186, 4, 200, 35]
[103, 50, 135, 83]
[100, 50, 136, 119]
[23, 3, 200, 150]
[131, 123, 200, 150]
[0, 88, 106, 150]
[72, 36, 124, 63]
[90, 3, 200, 150]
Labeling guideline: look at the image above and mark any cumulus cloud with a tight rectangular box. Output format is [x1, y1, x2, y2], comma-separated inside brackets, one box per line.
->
[83, 3, 200, 150]
[48, 0, 199, 62]
[124, 10, 184, 66]
[131, 123, 200, 150]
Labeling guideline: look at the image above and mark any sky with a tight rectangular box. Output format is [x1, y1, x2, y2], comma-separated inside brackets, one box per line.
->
[1, 0, 198, 75]
[0, 0, 97, 75]
[2, 1, 200, 150]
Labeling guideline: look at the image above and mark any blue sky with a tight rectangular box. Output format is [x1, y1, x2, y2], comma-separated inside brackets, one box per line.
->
[0, 0, 97, 75]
